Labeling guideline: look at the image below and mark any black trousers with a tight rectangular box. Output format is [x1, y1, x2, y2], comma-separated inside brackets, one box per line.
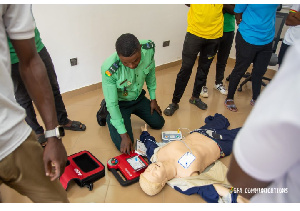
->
[215, 31, 235, 85]
[278, 42, 290, 67]
[227, 31, 272, 101]
[107, 90, 165, 151]
[172, 32, 220, 104]
[11, 47, 69, 135]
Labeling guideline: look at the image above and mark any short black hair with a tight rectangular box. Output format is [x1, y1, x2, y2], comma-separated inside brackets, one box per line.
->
[115, 33, 140, 57]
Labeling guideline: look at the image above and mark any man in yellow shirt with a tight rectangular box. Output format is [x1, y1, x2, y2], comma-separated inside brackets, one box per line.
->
[164, 4, 223, 116]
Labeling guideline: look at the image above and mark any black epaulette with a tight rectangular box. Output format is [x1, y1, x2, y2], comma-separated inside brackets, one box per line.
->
[141, 40, 155, 50]
[105, 60, 120, 77]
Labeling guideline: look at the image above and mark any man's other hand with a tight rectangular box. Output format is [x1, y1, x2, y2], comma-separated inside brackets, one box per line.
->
[150, 99, 162, 115]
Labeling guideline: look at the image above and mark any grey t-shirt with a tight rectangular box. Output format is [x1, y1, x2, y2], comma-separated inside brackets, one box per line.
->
[0, 4, 35, 161]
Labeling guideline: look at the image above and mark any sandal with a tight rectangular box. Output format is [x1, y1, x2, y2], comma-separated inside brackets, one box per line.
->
[63, 121, 86, 131]
[250, 99, 256, 106]
[224, 99, 238, 112]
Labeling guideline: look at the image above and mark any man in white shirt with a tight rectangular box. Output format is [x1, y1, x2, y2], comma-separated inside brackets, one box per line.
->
[227, 41, 300, 202]
[0, 4, 68, 202]
[278, 4, 300, 66]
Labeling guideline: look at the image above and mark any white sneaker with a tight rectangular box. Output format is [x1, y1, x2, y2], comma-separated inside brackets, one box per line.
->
[200, 86, 208, 98]
[214, 84, 228, 95]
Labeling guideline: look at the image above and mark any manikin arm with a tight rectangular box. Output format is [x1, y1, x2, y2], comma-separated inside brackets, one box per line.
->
[174, 184, 240, 203]
[140, 125, 159, 162]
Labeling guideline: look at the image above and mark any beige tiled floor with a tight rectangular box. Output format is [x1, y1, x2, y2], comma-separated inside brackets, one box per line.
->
[0, 58, 275, 203]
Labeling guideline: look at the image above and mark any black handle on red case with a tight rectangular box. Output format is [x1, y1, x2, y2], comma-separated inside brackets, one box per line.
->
[109, 168, 139, 186]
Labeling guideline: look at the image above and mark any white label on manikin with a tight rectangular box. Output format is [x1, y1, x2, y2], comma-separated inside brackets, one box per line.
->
[178, 152, 196, 169]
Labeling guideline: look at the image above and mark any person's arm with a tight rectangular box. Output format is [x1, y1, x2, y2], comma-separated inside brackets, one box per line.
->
[140, 124, 158, 162]
[145, 50, 162, 116]
[101, 65, 132, 154]
[285, 6, 300, 26]
[223, 4, 235, 15]
[227, 119, 300, 200]
[234, 4, 247, 25]
[227, 153, 271, 199]
[10, 37, 67, 181]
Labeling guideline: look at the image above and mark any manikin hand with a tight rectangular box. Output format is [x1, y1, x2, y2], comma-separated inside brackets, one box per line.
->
[120, 133, 133, 154]
[141, 124, 148, 132]
[150, 99, 162, 115]
[43, 137, 67, 181]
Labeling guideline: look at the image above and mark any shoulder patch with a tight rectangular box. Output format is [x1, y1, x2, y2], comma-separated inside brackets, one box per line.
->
[141, 40, 155, 50]
[105, 60, 120, 77]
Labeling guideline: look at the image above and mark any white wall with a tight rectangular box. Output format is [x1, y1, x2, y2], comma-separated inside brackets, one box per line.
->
[32, 4, 189, 93]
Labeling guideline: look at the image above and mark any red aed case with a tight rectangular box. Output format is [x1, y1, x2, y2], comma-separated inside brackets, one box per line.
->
[107, 152, 148, 186]
[59, 150, 105, 191]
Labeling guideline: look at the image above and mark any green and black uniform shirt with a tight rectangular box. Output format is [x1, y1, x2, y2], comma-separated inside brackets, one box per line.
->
[101, 40, 156, 134]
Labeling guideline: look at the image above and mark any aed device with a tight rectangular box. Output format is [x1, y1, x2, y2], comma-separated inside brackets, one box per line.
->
[162, 130, 183, 143]
[59, 150, 105, 191]
[107, 152, 148, 186]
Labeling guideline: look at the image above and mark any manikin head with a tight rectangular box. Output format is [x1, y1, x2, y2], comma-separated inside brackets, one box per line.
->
[115, 33, 141, 69]
[139, 162, 168, 196]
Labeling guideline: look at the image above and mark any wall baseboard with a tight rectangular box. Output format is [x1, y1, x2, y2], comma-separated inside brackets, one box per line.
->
[61, 57, 276, 99]
[61, 59, 183, 99]
[62, 83, 101, 99]
[155, 60, 182, 71]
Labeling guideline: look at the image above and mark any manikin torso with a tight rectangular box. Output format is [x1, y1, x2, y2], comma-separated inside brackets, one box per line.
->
[156, 133, 221, 178]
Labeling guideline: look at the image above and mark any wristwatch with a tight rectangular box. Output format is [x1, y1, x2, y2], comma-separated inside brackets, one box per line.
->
[45, 126, 65, 139]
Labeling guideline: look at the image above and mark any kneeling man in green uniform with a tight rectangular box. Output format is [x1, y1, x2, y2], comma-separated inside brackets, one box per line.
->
[101, 33, 165, 154]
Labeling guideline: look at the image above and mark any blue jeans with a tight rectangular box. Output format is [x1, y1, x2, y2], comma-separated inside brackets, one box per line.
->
[11, 47, 69, 135]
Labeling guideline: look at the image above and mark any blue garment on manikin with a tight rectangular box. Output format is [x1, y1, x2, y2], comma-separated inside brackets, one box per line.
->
[190, 113, 241, 156]
[140, 113, 241, 160]
[139, 131, 159, 162]
[139, 113, 240, 203]
[174, 184, 238, 203]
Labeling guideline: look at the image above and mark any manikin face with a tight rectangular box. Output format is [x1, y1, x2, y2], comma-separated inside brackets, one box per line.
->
[119, 48, 141, 69]
[142, 162, 167, 183]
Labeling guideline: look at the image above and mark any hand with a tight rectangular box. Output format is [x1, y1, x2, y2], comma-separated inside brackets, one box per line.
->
[295, 11, 300, 21]
[141, 124, 148, 132]
[120, 133, 133, 154]
[43, 137, 67, 181]
[235, 13, 242, 25]
[150, 99, 162, 115]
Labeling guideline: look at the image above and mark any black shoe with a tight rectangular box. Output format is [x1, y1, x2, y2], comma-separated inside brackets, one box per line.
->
[189, 98, 207, 110]
[97, 99, 108, 126]
[163, 103, 179, 116]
